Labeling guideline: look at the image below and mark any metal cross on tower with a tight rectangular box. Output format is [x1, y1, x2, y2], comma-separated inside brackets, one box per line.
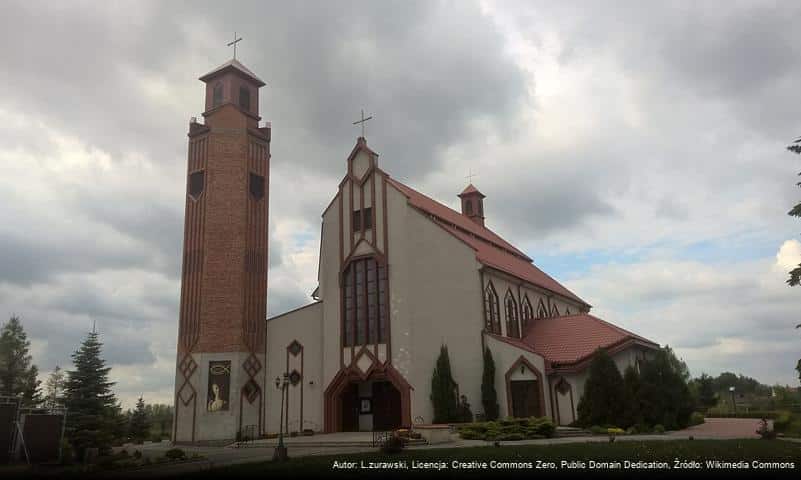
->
[466, 169, 478, 184]
[228, 32, 243, 59]
[353, 109, 373, 138]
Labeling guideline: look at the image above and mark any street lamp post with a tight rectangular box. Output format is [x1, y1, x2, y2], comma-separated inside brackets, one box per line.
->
[273, 373, 289, 461]
[729, 386, 737, 414]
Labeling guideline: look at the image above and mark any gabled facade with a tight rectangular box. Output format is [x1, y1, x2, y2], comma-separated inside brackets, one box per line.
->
[264, 137, 659, 434]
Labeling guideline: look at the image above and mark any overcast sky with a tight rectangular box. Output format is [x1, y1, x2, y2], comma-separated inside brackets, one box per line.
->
[1, 0, 800, 409]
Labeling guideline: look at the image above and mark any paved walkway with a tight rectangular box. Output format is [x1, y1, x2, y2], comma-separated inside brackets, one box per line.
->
[113, 418, 775, 474]
[666, 417, 768, 439]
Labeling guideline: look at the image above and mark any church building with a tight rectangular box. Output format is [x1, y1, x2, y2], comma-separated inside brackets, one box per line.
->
[174, 58, 659, 443]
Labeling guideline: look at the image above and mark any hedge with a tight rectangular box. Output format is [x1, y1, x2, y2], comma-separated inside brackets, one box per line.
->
[459, 417, 555, 441]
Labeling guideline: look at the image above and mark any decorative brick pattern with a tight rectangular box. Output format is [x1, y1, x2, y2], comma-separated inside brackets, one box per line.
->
[243, 354, 262, 378]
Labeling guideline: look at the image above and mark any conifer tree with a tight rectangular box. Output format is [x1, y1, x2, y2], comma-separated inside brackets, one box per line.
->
[481, 347, 499, 421]
[576, 348, 624, 427]
[128, 396, 150, 444]
[638, 348, 694, 429]
[430, 345, 457, 424]
[621, 365, 643, 428]
[0, 315, 41, 405]
[64, 330, 119, 457]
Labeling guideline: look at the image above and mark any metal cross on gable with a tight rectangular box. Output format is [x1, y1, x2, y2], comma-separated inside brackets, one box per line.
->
[353, 109, 373, 138]
[466, 169, 478, 184]
[228, 32, 243, 59]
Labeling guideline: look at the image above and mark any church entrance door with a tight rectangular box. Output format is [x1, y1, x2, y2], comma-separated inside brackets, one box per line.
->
[372, 381, 401, 431]
[510, 380, 541, 418]
[341, 383, 360, 432]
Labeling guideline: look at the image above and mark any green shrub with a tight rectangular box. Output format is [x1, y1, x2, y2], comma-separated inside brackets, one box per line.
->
[773, 411, 792, 431]
[653, 424, 665, 434]
[590, 425, 606, 435]
[380, 436, 406, 454]
[458, 417, 555, 441]
[497, 433, 525, 441]
[150, 434, 163, 443]
[165, 448, 186, 461]
[689, 412, 705, 426]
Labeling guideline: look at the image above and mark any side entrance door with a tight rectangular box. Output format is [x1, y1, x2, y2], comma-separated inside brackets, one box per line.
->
[510, 380, 541, 418]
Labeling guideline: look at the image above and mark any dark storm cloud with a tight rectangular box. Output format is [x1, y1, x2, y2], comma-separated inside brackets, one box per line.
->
[511, 1, 801, 141]
[0, 232, 152, 286]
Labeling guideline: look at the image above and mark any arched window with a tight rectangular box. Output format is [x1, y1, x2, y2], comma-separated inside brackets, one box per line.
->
[551, 303, 560, 317]
[484, 282, 500, 334]
[521, 294, 534, 331]
[342, 257, 388, 346]
[212, 83, 223, 107]
[504, 290, 520, 338]
[537, 299, 548, 319]
[239, 86, 250, 111]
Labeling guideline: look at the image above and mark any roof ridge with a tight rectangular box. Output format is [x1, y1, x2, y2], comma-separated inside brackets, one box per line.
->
[385, 177, 531, 261]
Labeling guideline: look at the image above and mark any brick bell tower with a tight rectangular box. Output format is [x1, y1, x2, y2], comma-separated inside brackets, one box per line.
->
[173, 58, 270, 443]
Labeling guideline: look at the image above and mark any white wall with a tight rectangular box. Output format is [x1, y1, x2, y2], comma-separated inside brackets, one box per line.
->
[484, 335, 552, 420]
[265, 301, 324, 434]
[385, 184, 486, 424]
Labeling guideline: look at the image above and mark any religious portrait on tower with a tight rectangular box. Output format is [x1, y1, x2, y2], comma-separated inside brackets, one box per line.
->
[207, 361, 231, 412]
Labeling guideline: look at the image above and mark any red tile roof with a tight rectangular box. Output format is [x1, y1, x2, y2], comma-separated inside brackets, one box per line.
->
[386, 177, 589, 306]
[520, 314, 658, 365]
[459, 184, 484, 197]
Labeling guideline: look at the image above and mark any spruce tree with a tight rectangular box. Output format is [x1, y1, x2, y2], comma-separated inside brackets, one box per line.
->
[638, 348, 694, 429]
[576, 348, 624, 427]
[64, 330, 119, 457]
[481, 347, 499, 421]
[0, 315, 41, 405]
[128, 396, 150, 444]
[621, 365, 643, 428]
[430, 345, 457, 424]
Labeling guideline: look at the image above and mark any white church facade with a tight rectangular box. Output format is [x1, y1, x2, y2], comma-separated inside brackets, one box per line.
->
[264, 137, 659, 434]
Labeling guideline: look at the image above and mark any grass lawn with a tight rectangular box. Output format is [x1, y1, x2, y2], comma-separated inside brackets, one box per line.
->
[190, 440, 801, 477]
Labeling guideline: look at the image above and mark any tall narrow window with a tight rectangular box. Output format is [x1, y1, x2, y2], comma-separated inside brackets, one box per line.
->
[521, 294, 534, 331]
[367, 258, 377, 343]
[464, 200, 473, 215]
[212, 83, 223, 107]
[342, 258, 388, 346]
[343, 268, 354, 346]
[484, 282, 500, 334]
[363, 207, 373, 229]
[188, 170, 205, 200]
[537, 299, 548, 319]
[505, 290, 520, 338]
[239, 86, 250, 111]
[249, 173, 265, 200]
[551, 304, 560, 317]
[352, 210, 361, 232]
[355, 260, 366, 345]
